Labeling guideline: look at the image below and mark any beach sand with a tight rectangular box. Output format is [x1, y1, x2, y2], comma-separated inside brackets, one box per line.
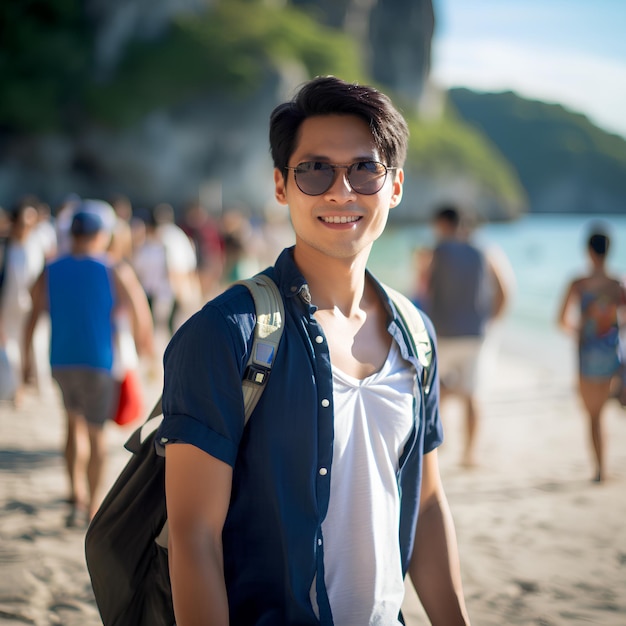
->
[1, 327, 625, 625]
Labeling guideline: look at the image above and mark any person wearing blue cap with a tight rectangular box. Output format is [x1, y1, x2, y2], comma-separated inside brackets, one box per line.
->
[23, 201, 154, 526]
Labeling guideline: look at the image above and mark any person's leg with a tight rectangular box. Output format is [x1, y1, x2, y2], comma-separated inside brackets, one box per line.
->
[52, 370, 87, 505]
[81, 369, 116, 518]
[579, 376, 612, 482]
[459, 339, 484, 468]
[86, 423, 108, 519]
[64, 410, 90, 526]
[461, 393, 479, 468]
[65, 412, 89, 502]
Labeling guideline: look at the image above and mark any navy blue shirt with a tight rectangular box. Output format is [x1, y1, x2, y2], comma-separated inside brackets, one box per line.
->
[157, 247, 443, 626]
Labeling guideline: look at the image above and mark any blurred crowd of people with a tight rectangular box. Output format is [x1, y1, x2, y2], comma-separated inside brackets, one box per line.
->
[411, 207, 626, 481]
[0, 192, 294, 405]
[0, 192, 294, 525]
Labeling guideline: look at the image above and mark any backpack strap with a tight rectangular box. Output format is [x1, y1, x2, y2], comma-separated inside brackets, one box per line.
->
[382, 283, 434, 394]
[236, 273, 285, 424]
[125, 273, 285, 454]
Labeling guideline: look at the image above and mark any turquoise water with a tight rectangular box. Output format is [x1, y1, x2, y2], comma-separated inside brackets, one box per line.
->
[370, 214, 626, 360]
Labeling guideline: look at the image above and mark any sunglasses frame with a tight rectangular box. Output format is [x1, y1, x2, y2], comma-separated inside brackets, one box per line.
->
[284, 160, 396, 196]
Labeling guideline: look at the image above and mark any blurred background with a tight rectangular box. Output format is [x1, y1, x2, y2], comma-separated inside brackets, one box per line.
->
[1, 4, 625, 624]
[1, 0, 624, 220]
[1, 0, 625, 354]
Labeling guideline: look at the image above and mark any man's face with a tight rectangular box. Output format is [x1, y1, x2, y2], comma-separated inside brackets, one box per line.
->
[273, 114, 403, 263]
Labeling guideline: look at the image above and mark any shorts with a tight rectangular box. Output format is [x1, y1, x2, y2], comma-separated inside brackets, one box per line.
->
[579, 343, 621, 379]
[436, 336, 485, 394]
[52, 368, 117, 425]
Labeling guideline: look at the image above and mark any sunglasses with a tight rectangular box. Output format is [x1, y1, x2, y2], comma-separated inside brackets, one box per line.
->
[284, 160, 396, 196]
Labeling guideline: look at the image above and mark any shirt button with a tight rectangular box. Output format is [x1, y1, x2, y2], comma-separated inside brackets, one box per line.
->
[318, 538, 323, 546]
[321, 398, 330, 408]
[160, 437, 169, 444]
[319, 467, 328, 476]
[315, 335, 324, 344]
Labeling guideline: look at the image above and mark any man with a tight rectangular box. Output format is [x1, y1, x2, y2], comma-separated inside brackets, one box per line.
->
[427, 206, 509, 467]
[158, 77, 471, 625]
[24, 202, 153, 526]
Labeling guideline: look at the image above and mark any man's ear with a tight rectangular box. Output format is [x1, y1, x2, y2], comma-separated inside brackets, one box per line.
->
[274, 168, 288, 205]
[389, 168, 404, 209]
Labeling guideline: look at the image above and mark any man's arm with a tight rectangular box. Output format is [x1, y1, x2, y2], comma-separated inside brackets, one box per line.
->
[22, 270, 47, 382]
[486, 248, 512, 320]
[409, 449, 471, 625]
[557, 281, 578, 333]
[165, 443, 233, 626]
[112, 261, 155, 358]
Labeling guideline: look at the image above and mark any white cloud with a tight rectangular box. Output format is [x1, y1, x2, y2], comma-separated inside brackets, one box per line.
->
[432, 38, 626, 138]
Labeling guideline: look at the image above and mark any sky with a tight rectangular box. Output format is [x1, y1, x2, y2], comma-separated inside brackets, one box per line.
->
[430, 0, 626, 139]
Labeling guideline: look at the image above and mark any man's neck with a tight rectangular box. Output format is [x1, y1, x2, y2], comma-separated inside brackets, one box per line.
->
[71, 239, 104, 257]
[293, 245, 371, 317]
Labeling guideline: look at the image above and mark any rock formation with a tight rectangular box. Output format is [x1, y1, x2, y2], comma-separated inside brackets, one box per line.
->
[0, 0, 481, 222]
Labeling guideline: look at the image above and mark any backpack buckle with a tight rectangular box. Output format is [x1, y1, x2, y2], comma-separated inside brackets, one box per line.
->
[244, 363, 271, 386]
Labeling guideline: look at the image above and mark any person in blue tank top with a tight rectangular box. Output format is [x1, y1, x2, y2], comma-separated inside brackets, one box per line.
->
[558, 229, 626, 482]
[24, 202, 154, 526]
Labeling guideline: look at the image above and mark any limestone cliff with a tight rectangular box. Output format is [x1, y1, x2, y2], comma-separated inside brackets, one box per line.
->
[1, 0, 522, 222]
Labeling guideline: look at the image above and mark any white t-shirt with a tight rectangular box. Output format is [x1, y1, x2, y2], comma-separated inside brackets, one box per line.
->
[157, 223, 197, 274]
[313, 340, 415, 625]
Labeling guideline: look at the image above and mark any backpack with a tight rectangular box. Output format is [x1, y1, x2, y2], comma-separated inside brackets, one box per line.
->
[85, 275, 432, 626]
[85, 273, 285, 626]
[382, 283, 434, 393]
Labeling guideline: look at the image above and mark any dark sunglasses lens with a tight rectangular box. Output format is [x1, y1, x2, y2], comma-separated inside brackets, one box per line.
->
[348, 161, 388, 195]
[293, 161, 388, 195]
[295, 162, 334, 195]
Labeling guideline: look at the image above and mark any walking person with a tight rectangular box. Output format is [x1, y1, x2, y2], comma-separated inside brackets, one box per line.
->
[426, 206, 509, 467]
[0, 197, 46, 406]
[23, 202, 154, 526]
[158, 76, 471, 625]
[557, 228, 626, 482]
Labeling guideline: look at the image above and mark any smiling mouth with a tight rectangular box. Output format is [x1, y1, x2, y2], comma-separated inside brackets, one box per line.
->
[320, 216, 361, 224]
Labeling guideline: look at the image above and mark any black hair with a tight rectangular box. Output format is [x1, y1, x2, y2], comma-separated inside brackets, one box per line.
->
[433, 205, 461, 228]
[588, 232, 610, 257]
[269, 76, 409, 178]
[10, 194, 39, 223]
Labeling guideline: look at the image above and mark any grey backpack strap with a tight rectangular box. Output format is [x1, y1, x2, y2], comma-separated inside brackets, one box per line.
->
[145, 274, 284, 551]
[382, 283, 434, 394]
[236, 273, 285, 423]
[126, 274, 284, 454]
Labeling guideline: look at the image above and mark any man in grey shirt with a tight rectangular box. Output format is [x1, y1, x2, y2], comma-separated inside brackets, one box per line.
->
[427, 206, 509, 467]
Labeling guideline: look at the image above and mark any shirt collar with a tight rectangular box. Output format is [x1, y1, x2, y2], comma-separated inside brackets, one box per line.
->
[273, 246, 397, 323]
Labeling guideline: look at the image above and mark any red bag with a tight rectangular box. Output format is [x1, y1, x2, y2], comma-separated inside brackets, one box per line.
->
[113, 370, 144, 426]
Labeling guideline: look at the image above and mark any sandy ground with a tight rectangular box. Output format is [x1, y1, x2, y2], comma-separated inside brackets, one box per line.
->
[1, 331, 625, 625]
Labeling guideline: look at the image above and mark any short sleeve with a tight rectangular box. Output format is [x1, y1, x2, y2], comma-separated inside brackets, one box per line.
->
[156, 293, 255, 467]
[420, 313, 444, 454]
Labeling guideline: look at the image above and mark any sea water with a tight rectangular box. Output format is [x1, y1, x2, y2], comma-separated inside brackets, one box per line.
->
[370, 214, 626, 373]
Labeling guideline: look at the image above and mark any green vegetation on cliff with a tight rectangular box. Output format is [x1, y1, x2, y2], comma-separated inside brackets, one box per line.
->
[0, 0, 91, 131]
[448, 88, 626, 213]
[0, 0, 526, 217]
[87, 3, 366, 126]
[405, 103, 526, 214]
[0, 0, 364, 131]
